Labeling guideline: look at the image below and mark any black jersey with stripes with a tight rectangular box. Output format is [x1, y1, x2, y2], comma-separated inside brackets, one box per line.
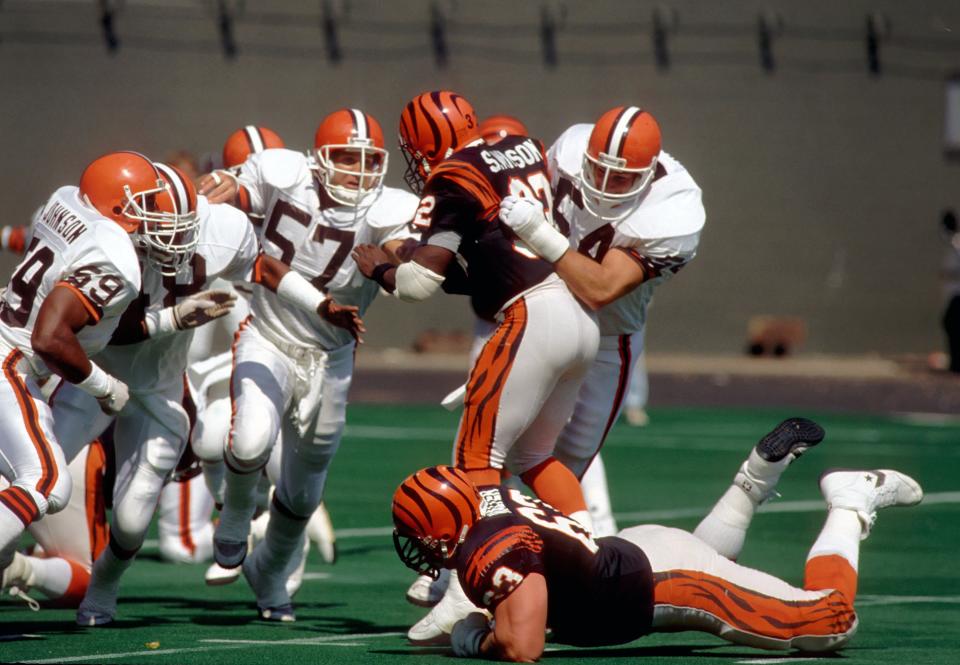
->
[415, 136, 555, 321]
[454, 486, 654, 647]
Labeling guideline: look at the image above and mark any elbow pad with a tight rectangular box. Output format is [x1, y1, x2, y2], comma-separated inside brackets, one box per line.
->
[394, 261, 445, 302]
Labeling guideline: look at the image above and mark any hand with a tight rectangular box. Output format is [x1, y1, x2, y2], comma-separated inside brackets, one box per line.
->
[352, 244, 391, 278]
[394, 237, 420, 262]
[172, 290, 238, 330]
[96, 375, 130, 416]
[498, 195, 569, 263]
[499, 195, 548, 239]
[451, 612, 491, 658]
[318, 298, 366, 343]
[196, 170, 238, 204]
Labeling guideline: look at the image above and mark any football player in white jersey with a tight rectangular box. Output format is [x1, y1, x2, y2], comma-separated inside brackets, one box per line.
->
[499, 106, 705, 536]
[48, 161, 362, 626]
[0, 151, 151, 573]
[213, 108, 418, 622]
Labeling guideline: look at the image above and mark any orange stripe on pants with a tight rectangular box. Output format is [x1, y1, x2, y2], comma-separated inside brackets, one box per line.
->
[455, 299, 528, 474]
[84, 439, 110, 561]
[653, 567, 857, 643]
[2, 349, 58, 498]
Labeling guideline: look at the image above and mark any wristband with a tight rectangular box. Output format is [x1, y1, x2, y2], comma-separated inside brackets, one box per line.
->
[144, 306, 178, 338]
[76, 362, 112, 398]
[276, 270, 326, 314]
[370, 263, 395, 291]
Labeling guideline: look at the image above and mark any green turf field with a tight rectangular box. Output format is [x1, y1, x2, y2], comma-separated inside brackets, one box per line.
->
[2, 405, 958, 664]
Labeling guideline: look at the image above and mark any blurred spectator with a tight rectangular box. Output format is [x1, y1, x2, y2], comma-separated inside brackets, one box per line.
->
[940, 209, 960, 372]
[163, 149, 201, 181]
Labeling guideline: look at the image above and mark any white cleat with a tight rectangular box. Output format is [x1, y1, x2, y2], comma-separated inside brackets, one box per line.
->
[205, 561, 241, 586]
[407, 571, 481, 645]
[2, 553, 40, 611]
[306, 502, 337, 564]
[820, 469, 923, 539]
[406, 568, 450, 608]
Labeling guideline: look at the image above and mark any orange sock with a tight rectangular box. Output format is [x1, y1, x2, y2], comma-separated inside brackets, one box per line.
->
[520, 457, 587, 515]
[804, 554, 858, 602]
[49, 560, 90, 609]
[465, 468, 502, 488]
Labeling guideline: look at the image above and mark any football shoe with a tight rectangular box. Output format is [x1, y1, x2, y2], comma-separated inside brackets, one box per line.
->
[735, 417, 825, 503]
[408, 571, 480, 645]
[820, 469, 923, 539]
[406, 568, 450, 608]
[306, 502, 337, 565]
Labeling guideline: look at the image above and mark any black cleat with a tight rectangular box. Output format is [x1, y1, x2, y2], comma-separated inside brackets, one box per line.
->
[756, 418, 825, 463]
[212, 538, 248, 569]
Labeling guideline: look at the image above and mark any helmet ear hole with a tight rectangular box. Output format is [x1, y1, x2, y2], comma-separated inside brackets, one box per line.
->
[112, 205, 122, 215]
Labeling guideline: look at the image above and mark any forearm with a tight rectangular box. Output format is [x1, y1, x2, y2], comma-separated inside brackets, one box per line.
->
[32, 326, 92, 383]
[554, 251, 625, 310]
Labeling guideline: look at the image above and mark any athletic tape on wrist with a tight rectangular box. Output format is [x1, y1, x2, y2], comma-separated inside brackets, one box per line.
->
[75, 362, 113, 398]
[276, 270, 326, 313]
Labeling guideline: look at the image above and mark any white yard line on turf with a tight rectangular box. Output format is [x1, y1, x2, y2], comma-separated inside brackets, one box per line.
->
[19, 632, 404, 664]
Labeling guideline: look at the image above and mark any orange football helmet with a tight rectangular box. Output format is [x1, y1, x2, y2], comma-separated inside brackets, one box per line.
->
[582, 106, 662, 222]
[79, 151, 165, 233]
[479, 114, 529, 145]
[130, 163, 200, 276]
[392, 465, 480, 578]
[222, 125, 285, 168]
[313, 108, 388, 208]
[398, 91, 480, 194]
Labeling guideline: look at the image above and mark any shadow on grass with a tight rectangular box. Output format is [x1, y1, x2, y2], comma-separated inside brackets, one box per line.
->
[372, 643, 853, 660]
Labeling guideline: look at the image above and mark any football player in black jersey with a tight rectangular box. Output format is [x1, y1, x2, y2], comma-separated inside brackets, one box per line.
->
[391, 419, 923, 661]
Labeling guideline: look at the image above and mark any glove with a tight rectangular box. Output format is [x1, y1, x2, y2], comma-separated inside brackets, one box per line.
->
[146, 290, 238, 337]
[76, 363, 130, 416]
[450, 612, 491, 658]
[498, 195, 569, 263]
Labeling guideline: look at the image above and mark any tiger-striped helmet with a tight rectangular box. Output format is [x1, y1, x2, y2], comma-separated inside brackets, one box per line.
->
[398, 91, 480, 195]
[582, 105, 662, 222]
[392, 466, 481, 578]
[222, 125, 285, 168]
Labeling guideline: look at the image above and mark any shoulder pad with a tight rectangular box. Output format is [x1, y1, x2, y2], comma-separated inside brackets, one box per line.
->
[365, 187, 420, 228]
[548, 124, 591, 179]
[90, 221, 140, 282]
[258, 148, 311, 190]
[617, 182, 705, 240]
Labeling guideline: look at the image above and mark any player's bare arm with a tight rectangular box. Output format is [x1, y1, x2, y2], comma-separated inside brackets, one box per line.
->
[481, 573, 548, 662]
[499, 194, 646, 310]
[31, 285, 98, 383]
[352, 243, 453, 300]
[553, 247, 646, 310]
[253, 252, 365, 342]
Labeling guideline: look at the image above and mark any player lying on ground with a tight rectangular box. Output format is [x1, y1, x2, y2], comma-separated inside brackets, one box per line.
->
[391, 418, 923, 661]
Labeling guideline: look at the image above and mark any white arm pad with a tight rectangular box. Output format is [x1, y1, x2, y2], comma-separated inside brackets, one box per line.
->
[394, 261, 445, 302]
[276, 270, 327, 313]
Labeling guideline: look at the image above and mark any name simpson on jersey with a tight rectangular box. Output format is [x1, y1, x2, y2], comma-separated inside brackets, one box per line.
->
[41, 202, 87, 244]
[480, 138, 544, 173]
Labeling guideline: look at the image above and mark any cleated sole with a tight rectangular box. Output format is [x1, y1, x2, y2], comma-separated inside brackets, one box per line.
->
[757, 417, 825, 462]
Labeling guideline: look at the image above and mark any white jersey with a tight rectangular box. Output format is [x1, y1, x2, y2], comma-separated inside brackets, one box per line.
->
[0, 186, 141, 374]
[548, 124, 705, 336]
[237, 149, 418, 350]
[96, 197, 258, 393]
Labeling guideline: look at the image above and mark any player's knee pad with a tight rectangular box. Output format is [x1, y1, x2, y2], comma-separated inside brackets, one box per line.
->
[42, 472, 73, 516]
[192, 398, 231, 463]
[226, 408, 279, 470]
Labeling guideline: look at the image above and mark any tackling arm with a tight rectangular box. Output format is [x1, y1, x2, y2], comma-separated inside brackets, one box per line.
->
[479, 573, 548, 662]
[553, 247, 646, 311]
[352, 243, 454, 302]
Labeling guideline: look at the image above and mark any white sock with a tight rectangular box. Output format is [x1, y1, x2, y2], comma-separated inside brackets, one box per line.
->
[0, 504, 26, 559]
[81, 547, 133, 614]
[203, 460, 226, 506]
[27, 557, 72, 598]
[806, 508, 862, 572]
[692, 485, 755, 559]
[218, 468, 260, 541]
